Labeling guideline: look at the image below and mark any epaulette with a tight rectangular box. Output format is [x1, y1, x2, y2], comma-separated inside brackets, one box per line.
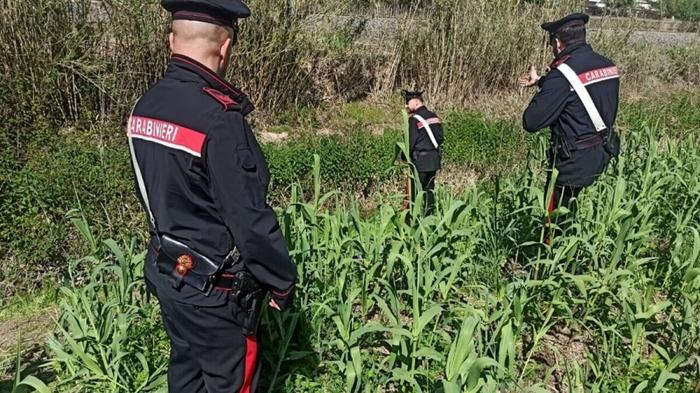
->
[550, 55, 572, 70]
[203, 87, 239, 111]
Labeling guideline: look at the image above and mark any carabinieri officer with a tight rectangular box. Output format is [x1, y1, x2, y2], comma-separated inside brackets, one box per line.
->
[519, 13, 621, 240]
[404, 90, 444, 214]
[126, 1, 296, 392]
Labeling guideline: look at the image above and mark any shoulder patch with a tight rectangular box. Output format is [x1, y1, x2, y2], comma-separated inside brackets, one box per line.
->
[416, 117, 442, 130]
[203, 87, 238, 111]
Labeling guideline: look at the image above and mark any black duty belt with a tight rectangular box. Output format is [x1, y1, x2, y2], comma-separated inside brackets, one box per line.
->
[213, 271, 261, 293]
[553, 133, 603, 154]
[413, 149, 441, 157]
[575, 134, 604, 150]
[149, 241, 257, 295]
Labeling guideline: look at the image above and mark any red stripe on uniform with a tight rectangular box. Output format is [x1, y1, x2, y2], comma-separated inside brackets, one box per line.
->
[545, 190, 556, 246]
[578, 66, 619, 87]
[240, 336, 259, 393]
[128, 116, 206, 157]
[417, 117, 442, 129]
[547, 190, 556, 215]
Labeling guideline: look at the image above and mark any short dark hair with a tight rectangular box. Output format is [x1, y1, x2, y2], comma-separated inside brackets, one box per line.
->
[553, 23, 586, 46]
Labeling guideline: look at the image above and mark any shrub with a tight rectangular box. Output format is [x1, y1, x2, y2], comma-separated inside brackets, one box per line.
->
[0, 111, 524, 296]
[0, 133, 141, 296]
[664, 0, 700, 21]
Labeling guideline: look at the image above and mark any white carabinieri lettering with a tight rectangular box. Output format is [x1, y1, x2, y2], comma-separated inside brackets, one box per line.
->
[580, 66, 619, 87]
[127, 115, 204, 157]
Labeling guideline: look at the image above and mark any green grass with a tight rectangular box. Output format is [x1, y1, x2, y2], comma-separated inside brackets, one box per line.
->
[0, 288, 59, 324]
[41, 120, 700, 392]
[0, 104, 527, 300]
[2, 92, 697, 300]
[618, 91, 700, 139]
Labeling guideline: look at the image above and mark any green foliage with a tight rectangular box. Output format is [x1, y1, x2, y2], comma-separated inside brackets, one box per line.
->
[264, 111, 525, 200]
[664, 0, 700, 21]
[0, 132, 140, 295]
[3, 94, 697, 298]
[441, 112, 526, 174]
[46, 122, 700, 391]
[263, 130, 401, 199]
[47, 236, 167, 392]
[618, 91, 700, 139]
[0, 109, 518, 295]
[0, 288, 59, 323]
[10, 340, 50, 393]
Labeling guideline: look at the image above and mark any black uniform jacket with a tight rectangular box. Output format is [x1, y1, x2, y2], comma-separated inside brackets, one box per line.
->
[129, 54, 296, 306]
[409, 106, 444, 173]
[523, 43, 619, 187]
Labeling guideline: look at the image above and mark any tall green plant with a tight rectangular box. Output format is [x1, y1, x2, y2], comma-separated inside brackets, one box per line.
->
[47, 122, 700, 392]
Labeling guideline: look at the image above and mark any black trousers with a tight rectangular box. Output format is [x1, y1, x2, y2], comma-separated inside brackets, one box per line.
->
[147, 280, 261, 393]
[544, 181, 583, 244]
[547, 184, 582, 213]
[413, 171, 437, 214]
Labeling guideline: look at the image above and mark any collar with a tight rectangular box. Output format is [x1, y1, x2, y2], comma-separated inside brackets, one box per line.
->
[554, 42, 589, 61]
[410, 105, 427, 114]
[169, 54, 254, 116]
[550, 43, 590, 69]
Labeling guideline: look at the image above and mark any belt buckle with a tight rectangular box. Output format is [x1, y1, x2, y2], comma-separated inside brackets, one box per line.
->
[228, 247, 241, 264]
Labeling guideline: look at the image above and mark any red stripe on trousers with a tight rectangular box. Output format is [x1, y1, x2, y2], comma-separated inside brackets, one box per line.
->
[240, 337, 259, 393]
[547, 190, 556, 215]
[545, 190, 556, 246]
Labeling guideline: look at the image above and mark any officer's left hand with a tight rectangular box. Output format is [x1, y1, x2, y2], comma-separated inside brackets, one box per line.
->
[518, 66, 540, 88]
[269, 286, 294, 311]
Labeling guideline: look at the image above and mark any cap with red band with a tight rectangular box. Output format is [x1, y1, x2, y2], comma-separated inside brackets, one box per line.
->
[541, 13, 589, 36]
[161, 0, 251, 27]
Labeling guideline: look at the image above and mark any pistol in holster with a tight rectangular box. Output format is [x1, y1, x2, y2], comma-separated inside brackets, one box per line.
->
[601, 128, 621, 158]
[553, 136, 574, 160]
[229, 270, 266, 336]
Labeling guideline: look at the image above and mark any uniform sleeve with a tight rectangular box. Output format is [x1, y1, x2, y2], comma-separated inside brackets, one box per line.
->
[409, 117, 419, 153]
[205, 113, 296, 292]
[522, 71, 572, 133]
[435, 123, 444, 146]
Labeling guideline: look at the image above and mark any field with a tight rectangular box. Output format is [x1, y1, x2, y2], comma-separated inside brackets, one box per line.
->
[16, 117, 698, 392]
[2, 0, 700, 392]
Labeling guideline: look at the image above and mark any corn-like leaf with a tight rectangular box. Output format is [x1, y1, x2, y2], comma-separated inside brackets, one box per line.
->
[632, 381, 649, 393]
[412, 347, 444, 362]
[15, 376, 50, 393]
[414, 305, 443, 337]
[466, 357, 500, 389]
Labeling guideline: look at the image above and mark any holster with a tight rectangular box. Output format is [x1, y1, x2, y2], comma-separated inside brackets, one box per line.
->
[156, 235, 229, 296]
[602, 129, 621, 158]
[229, 270, 265, 336]
[554, 133, 606, 160]
[412, 149, 442, 172]
[155, 235, 265, 335]
[554, 137, 574, 160]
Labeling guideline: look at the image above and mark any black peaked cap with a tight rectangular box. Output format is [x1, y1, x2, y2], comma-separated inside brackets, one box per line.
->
[541, 13, 589, 35]
[401, 90, 423, 103]
[162, 0, 251, 27]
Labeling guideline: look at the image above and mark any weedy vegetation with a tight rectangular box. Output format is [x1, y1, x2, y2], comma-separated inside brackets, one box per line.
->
[3, 0, 700, 295]
[42, 122, 700, 391]
[2, 0, 700, 391]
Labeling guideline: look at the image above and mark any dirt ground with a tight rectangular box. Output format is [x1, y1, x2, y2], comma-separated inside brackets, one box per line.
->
[0, 307, 59, 386]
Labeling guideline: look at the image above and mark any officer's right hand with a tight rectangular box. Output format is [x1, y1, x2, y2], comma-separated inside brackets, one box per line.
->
[518, 66, 540, 88]
[269, 286, 294, 311]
